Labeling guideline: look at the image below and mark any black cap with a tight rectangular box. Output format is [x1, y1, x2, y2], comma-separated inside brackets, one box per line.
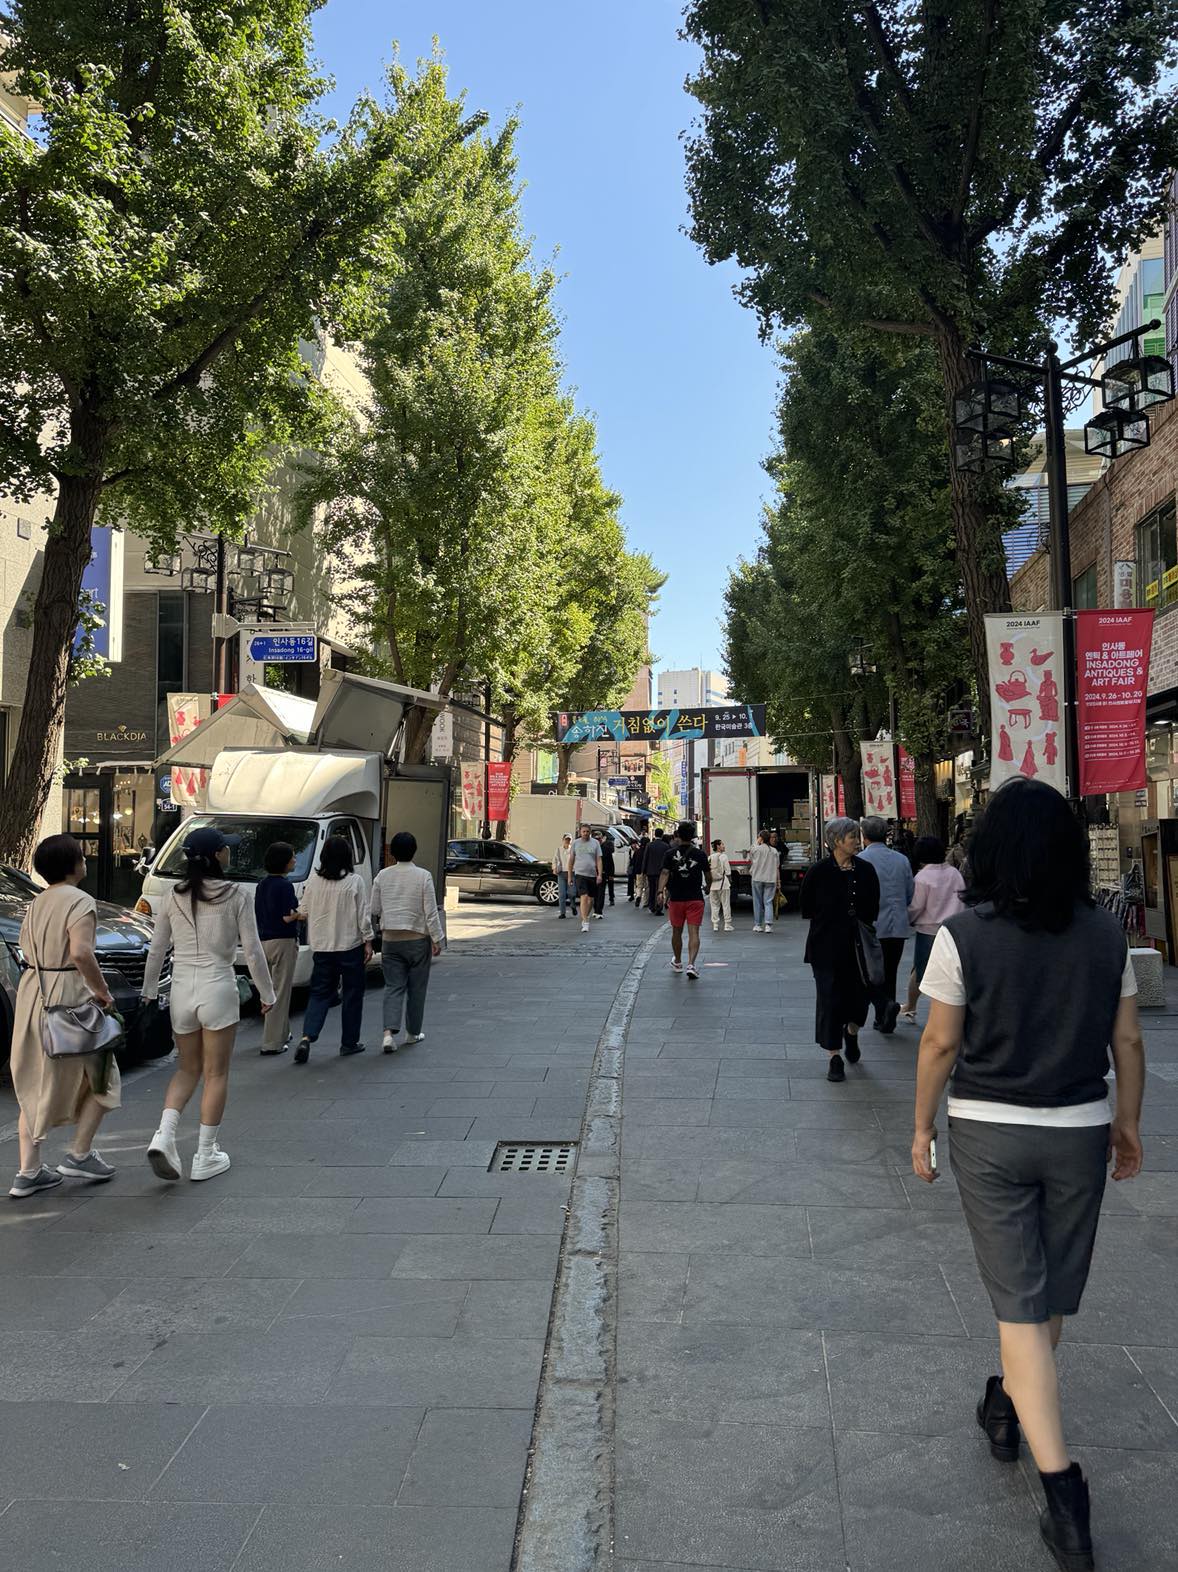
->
[183, 825, 239, 861]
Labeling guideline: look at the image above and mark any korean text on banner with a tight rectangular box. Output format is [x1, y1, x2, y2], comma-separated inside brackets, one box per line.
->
[898, 748, 917, 819]
[860, 742, 897, 817]
[1076, 610, 1153, 795]
[487, 761, 512, 823]
[985, 613, 1067, 794]
[460, 763, 485, 822]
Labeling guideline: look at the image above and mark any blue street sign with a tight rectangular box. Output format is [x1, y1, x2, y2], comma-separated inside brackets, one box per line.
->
[607, 776, 630, 787]
[245, 631, 317, 664]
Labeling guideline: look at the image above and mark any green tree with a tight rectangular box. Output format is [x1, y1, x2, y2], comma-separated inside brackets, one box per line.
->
[304, 87, 567, 763]
[645, 748, 683, 827]
[0, 5, 469, 863]
[684, 0, 1178, 719]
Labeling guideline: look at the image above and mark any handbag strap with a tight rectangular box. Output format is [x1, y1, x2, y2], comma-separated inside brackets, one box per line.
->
[25, 896, 82, 1008]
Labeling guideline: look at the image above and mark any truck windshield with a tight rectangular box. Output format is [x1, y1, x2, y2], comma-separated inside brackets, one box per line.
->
[156, 817, 319, 883]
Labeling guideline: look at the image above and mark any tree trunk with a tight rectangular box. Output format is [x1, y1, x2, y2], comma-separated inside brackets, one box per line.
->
[0, 463, 106, 867]
[556, 743, 573, 792]
[401, 705, 433, 765]
[913, 756, 940, 839]
[831, 706, 862, 819]
[932, 324, 1012, 736]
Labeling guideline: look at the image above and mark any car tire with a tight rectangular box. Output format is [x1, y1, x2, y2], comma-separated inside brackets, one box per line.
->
[535, 876, 561, 907]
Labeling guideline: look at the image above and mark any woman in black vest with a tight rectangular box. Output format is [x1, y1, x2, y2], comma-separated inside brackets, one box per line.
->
[799, 815, 880, 1084]
[912, 778, 1145, 1572]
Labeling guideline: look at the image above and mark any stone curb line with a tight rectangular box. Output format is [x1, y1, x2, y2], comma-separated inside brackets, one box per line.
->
[512, 920, 665, 1572]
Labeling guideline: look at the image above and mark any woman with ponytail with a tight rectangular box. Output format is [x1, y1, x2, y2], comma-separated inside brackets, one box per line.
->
[142, 826, 275, 1182]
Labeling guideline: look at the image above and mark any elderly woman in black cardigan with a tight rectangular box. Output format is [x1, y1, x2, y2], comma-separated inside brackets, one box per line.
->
[799, 816, 880, 1083]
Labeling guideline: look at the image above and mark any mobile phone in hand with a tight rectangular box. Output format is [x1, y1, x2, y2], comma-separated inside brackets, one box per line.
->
[929, 1138, 938, 1173]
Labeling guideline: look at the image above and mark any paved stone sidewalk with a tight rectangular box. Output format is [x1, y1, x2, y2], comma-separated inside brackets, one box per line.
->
[0, 898, 645, 1572]
[614, 916, 1178, 1572]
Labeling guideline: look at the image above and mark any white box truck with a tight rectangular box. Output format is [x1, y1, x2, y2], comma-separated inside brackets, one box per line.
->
[702, 765, 818, 907]
[136, 672, 453, 985]
[505, 792, 626, 863]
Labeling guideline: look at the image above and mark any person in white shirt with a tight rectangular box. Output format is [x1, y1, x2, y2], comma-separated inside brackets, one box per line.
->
[143, 825, 276, 1183]
[568, 826, 602, 933]
[748, 831, 781, 932]
[708, 839, 733, 932]
[553, 834, 573, 918]
[293, 835, 373, 1063]
[371, 831, 443, 1053]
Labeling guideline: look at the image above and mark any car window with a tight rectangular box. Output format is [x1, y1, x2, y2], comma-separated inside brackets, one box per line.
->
[156, 817, 319, 882]
[479, 843, 511, 861]
[0, 866, 38, 899]
[327, 818, 365, 870]
[447, 841, 481, 861]
[502, 843, 537, 863]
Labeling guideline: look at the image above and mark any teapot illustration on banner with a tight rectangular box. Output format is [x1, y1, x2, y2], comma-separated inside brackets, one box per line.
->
[994, 670, 1030, 703]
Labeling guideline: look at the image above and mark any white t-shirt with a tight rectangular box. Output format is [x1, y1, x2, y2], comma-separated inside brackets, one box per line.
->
[921, 925, 1136, 1128]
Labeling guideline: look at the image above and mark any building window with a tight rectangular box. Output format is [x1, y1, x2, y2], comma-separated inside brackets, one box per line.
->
[156, 590, 186, 706]
[1136, 499, 1178, 609]
[1072, 564, 1098, 609]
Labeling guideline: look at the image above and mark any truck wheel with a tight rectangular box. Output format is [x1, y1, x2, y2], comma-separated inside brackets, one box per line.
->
[535, 876, 561, 906]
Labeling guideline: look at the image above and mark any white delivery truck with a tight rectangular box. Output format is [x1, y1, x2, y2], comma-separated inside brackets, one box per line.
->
[702, 765, 818, 908]
[137, 672, 454, 985]
[504, 791, 626, 864]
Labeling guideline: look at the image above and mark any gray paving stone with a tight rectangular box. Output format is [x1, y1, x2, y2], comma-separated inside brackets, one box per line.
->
[392, 1233, 560, 1280]
[465, 1115, 583, 1142]
[489, 1193, 569, 1234]
[37, 1194, 226, 1234]
[435, 1166, 573, 1198]
[316, 1092, 438, 1117]
[695, 1158, 908, 1209]
[622, 1097, 714, 1126]
[836, 1429, 1044, 1572]
[0, 1499, 260, 1572]
[0, 1275, 124, 1330]
[236, 1502, 518, 1572]
[618, 1251, 690, 1323]
[455, 1279, 554, 1339]
[806, 1206, 980, 1269]
[619, 1323, 828, 1427]
[424, 1096, 539, 1119]
[620, 1200, 810, 1257]
[112, 1324, 354, 1403]
[189, 1196, 361, 1234]
[615, 1415, 844, 1571]
[88, 1276, 299, 1336]
[227, 1233, 409, 1279]
[151, 1403, 426, 1503]
[1067, 1443, 1178, 1571]
[398, 1408, 533, 1505]
[681, 1253, 965, 1336]
[298, 1165, 448, 1197]
[617, 1162, 700, 1202]
[325, 1332, 543, 1408]
[278, 1277, 468, 1337]
[346, 1196, 498, 1234]
[0, 1228, 97, 1276]
[0, 1399, 206, 1500]
[389, 1139, 498, 1168]
[0, 1329, 157, 1400]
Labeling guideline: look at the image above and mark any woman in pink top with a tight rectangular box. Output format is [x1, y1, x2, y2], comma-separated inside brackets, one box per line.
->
[901, 836, 966, 1023]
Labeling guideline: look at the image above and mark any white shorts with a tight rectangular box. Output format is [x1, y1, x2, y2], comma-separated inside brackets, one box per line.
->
[168, 966, 240, 1034]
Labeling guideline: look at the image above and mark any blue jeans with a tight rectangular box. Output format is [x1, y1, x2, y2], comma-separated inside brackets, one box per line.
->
[381, 937, 432, 1035]
[557, 870, 569, 916]
[752, 881, 776, 927]
[302, 946, 367, 1047]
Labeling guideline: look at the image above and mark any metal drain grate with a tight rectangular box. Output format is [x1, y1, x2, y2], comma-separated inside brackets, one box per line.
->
[492, 1141, 577, 1174]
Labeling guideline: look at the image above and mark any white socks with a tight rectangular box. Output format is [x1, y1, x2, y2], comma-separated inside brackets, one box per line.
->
[159, 1108, 180, 1139]
[198, 1123, 219, 1155]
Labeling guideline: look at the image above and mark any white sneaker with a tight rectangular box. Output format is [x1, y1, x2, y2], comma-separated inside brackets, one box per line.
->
[190, 1145, 230, 1182]
[581, 921, 589, 933]
[147, 1127, 181, 1182]
[724, 925, 734, 932]
[669, 959, 683, 973]
[407, 1032, 426, 1044]
[752, 925, 763, 934]
[712, 925, 719, 933]
[764, 924, 773, 933]
[686, 964, 699, 980]
[382, 1029, 397, 1053]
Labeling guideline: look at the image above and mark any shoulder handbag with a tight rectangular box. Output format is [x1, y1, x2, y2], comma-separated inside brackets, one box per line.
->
[26, 911, 124, 1060]
[847, 874, 885, 990]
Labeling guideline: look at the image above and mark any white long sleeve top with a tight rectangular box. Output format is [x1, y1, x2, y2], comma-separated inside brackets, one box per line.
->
[299, 871, 372, 953]
[371, 862, 443, 943]
[142, 882, 276, 1005]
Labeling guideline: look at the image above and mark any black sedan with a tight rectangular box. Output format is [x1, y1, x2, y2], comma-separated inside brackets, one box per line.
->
[446, 840, 561, 906]
[0, 866, 173, 1072]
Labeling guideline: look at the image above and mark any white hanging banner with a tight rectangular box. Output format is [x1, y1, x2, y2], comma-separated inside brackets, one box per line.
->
[985, 612, 1067, 794]
[860, 741, 897, 817]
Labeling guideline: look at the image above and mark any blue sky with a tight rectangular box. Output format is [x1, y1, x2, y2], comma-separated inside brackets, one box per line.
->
[310, 0, 781, 686]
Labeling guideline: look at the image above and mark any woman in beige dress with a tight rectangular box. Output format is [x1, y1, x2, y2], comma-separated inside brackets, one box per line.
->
[8, 834, 121, 1199]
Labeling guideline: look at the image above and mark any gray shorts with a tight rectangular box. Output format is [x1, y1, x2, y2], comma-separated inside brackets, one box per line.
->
[948, 1116, 1109, 1323]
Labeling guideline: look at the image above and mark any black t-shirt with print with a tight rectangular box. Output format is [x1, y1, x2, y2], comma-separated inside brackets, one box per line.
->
[664, 843, 708, 901]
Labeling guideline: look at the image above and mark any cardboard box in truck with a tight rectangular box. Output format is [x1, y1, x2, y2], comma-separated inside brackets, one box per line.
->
[702, 766, 818, 906]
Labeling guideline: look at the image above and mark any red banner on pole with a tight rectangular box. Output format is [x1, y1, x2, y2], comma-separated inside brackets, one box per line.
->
[898, 747, 917, 819]
[1076, 610, 1153, 795]
[486, 761, 512, 823]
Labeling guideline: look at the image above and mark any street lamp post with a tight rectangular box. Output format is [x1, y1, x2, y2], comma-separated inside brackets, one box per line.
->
[953, 319, 1175, 810]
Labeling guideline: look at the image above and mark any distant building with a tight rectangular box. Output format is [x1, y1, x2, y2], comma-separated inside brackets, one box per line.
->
[1093, 234, 1167, 413]
[1004, 431, 1104, 583]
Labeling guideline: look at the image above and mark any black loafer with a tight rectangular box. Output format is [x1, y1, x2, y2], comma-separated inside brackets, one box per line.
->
[339, 1043, 366, 1057]
[843, 1032, 861, 1065]
[293, 1038, 311, 1065]
[827, 1053, 846, 1083]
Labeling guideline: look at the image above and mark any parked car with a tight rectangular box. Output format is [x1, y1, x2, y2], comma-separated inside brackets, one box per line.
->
[0, 866, 173, 1073]
[446, 840, 561, 906]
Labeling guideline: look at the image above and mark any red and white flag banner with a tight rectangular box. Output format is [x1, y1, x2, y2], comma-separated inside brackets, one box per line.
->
[1076, 610, 1153, 796]
[860, 741, 897, 817]
[461, 763, 485, 822]
[898, 747, 917, 819]
[486, 761, 512, 823]
[985, 613, 1067, 794]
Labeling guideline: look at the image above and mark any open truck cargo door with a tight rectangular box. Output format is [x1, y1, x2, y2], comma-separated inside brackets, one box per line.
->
[384, 766, 453, 899]
[311, 668, 447, 756]
[155, 683, 316, 769]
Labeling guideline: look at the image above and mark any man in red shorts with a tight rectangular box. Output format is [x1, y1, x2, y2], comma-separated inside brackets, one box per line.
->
[658, 822, 712, 980]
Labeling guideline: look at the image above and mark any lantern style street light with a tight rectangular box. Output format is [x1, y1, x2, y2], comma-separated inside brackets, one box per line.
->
[952, 318, 1174, 808]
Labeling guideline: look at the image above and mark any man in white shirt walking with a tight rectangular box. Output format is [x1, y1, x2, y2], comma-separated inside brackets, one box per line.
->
[568, 826, 602, 933]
